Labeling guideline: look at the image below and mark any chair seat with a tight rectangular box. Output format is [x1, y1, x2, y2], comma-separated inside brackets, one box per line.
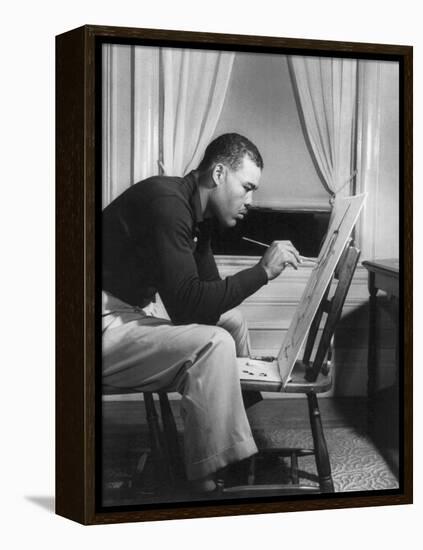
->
[285, 361, 332, 394]
[240, 360, 332, 394]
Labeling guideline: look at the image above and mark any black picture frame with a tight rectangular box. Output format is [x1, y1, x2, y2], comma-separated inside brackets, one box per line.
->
[56, 24, 413, 525]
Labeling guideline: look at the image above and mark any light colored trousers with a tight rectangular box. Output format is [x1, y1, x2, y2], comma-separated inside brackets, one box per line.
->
[102, 292, 258, 480]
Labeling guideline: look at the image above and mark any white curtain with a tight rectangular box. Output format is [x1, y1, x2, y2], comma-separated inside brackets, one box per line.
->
[102, 45, 234, 206]
[354, 60, 382, 260]
[133, 47, 160, 184]
[102, 44, 160, 208]
[354, 60, 399, 260]
[287, 56, 358, 199]
[160, 48, 235, 176]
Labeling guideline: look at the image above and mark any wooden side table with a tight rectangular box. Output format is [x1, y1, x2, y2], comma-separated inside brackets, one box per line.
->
[362, 259, 399, 474]
[362, 259, 399, 396]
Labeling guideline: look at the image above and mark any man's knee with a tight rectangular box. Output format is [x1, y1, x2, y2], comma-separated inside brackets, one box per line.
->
[219, 307, 247, 333]
[187, 324, 236, 357]
[228, 307, 246, 327]
[212, 325, 237, 353]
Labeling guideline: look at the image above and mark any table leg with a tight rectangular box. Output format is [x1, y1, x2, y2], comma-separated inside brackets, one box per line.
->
[367, 272, 378, 431]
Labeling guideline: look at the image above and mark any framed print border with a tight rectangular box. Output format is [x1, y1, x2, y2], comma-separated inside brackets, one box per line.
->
[56, 25, 413, 525]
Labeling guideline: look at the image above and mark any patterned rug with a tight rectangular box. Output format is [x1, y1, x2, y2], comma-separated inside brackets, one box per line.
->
[252, 426, 399, 492]
[101, 398, 399, 506]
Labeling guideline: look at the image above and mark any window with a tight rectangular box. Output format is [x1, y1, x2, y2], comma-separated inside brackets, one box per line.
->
[211, 208, 330, 258]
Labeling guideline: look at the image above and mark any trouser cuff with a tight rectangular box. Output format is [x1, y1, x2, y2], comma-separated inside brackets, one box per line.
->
[186, 436, 258, 480]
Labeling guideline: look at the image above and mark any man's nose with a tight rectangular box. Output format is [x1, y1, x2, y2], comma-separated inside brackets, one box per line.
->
[244, 191, 253, 206]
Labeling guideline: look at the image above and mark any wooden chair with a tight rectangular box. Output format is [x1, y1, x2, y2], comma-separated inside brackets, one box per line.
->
[217, 244, 361, 496]
[103, 244, 360, 498]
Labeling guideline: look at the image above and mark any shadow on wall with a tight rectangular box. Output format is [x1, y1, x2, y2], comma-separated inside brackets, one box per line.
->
[332, 303, 370, 398]
[333, 298, 397, 397]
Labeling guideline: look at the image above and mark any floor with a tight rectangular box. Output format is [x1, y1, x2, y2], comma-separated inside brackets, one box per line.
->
[101, 395, 400, 507]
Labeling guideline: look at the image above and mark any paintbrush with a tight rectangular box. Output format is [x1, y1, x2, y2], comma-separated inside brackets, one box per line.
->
[242, 236, 317, 263]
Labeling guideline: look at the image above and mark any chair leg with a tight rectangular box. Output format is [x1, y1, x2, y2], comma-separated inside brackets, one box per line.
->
[143, 392, 173, 488]
[307, 392, 335, 493]
[159, 393, 185, 481]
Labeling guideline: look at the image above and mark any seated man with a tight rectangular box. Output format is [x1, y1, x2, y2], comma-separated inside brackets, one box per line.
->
[102, 133, 299, 492]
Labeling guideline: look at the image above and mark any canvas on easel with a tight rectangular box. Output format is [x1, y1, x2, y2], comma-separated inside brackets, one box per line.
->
[238, 193, 366, 388]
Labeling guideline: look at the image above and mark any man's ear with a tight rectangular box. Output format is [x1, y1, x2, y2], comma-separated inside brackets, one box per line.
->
[212, 163, 225, 186]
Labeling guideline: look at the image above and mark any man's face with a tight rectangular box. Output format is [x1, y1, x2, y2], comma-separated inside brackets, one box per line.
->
[208, 155, 261, 227]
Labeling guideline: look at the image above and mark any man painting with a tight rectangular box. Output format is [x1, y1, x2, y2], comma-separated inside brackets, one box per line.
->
[102, 133, 300, 492]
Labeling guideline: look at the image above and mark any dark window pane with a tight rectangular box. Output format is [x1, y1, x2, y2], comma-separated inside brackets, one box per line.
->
[211, 208, 330, 257]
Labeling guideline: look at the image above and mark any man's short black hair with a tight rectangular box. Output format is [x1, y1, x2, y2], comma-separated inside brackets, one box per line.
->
[197, 133, 264, 172]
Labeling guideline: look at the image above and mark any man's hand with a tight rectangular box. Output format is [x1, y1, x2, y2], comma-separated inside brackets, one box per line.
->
[258, 240, 300, 281]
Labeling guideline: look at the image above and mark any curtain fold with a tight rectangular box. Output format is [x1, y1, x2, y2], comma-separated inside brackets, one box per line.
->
[354, 60, 382, 259]
[160, 48, 235, 176]
[287, 56, 358, 199]
[133, 46, 160, 184]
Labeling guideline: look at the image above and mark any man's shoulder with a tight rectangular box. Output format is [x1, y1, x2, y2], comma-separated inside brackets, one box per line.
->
[133, 175, 187, 197]
[104, 174, 194, 220]
[130, 175, 193, 216]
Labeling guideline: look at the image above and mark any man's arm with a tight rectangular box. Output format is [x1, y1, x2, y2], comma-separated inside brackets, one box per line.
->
[194, 222, 221, 282]
[150, 196, 268, 325]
